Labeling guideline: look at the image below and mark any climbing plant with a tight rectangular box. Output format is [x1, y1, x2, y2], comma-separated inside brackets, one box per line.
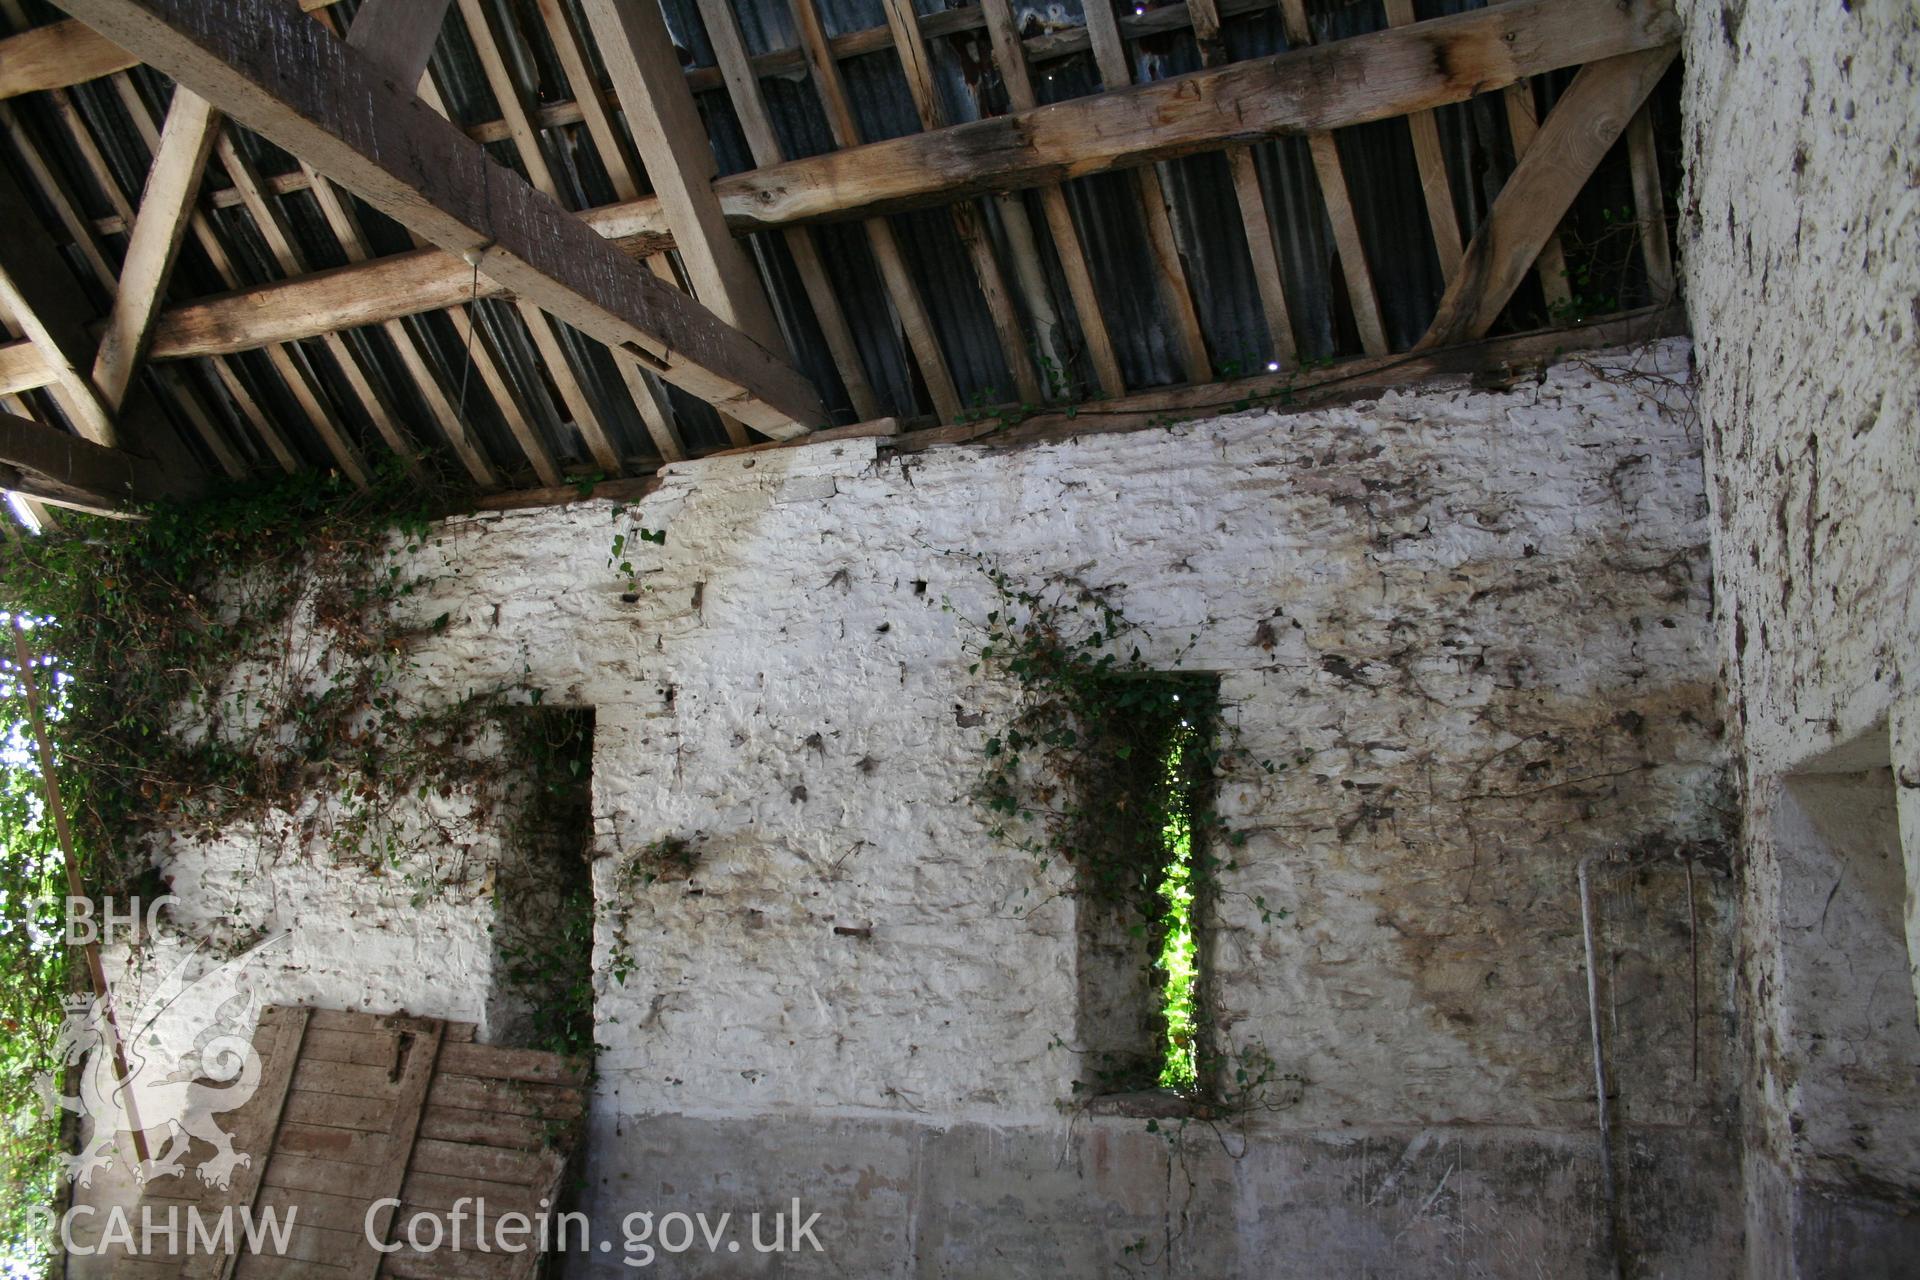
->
[0, 464, 552, 890]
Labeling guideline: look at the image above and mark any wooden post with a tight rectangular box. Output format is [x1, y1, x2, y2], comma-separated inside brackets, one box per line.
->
[8, 619, 148, 1163]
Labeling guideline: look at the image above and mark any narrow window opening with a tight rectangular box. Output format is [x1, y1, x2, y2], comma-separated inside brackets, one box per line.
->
[1074, 676, 1219, 1104]
[1156, 710, 1204, 1091]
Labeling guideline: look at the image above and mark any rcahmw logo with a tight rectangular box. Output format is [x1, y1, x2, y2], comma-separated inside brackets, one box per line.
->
[37, 922, 286, 1191]
[30, 1204, 297, 1258]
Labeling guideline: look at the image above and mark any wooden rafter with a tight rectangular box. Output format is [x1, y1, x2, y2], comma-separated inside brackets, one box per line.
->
[1083, 0, 1212, 383]
[446, 0, 630, 470]
[580, 0, 780, 450]
[210, 355, 299, 474]
[215, 129, 381, 484]
[405, 70, 567, 486]
[525, 0, 689, 462]
[877, 0, 1041, 406]
[148, 363, 245, 479]
[1381, 0, 1464, 283]
[99, 71, 316, 481]
[790, 0, 962, 422]
[89, 87, 218, 413]
[51, 0, 828, 439]
[583, 0, 786, 358]
[1419, 47, 1678, 349]
[0, 164, 117, 445]
[0, 100, 116, 291]
[1626, 105, 1674, 303]
[1499, 76, 1571, 311]
[1188, 0, 1297, 366]
[977, 0, 1123, 399]
[289, 0, 506, 489]
[1278, 0, 1387, 356]
[1, 0, 1675, 399]
[0, 86, 241, 478]
[696, 0, 882, 421]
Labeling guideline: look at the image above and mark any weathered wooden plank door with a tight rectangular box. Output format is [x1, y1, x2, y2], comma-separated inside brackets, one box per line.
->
[119, 1005, 586, 1278]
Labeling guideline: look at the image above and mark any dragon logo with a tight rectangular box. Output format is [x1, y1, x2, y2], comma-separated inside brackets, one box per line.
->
[35, 933, 288, 1190]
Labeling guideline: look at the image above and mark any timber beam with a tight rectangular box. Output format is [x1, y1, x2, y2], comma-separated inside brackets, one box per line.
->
[0, 410, 176, 511]
[48, 0, 826, 438]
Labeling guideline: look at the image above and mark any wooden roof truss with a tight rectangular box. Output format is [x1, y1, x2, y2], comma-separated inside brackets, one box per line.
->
[0, 0, 1682, 511]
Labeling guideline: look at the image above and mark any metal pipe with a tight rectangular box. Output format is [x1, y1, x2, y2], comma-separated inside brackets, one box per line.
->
[1578, 854, 1625, 1280]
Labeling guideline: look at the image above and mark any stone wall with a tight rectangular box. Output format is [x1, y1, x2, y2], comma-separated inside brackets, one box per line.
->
[1677, 0, 1920, 1273]
[102, 339, 1748, 1275]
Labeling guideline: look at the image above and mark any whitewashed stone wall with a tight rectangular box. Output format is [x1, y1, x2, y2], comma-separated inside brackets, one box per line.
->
[1678, 0, 1920, 1273]
[112, 340, 1741, 1275]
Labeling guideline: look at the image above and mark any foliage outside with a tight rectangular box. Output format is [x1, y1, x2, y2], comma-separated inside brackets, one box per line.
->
[0, 645, 68, 1275]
